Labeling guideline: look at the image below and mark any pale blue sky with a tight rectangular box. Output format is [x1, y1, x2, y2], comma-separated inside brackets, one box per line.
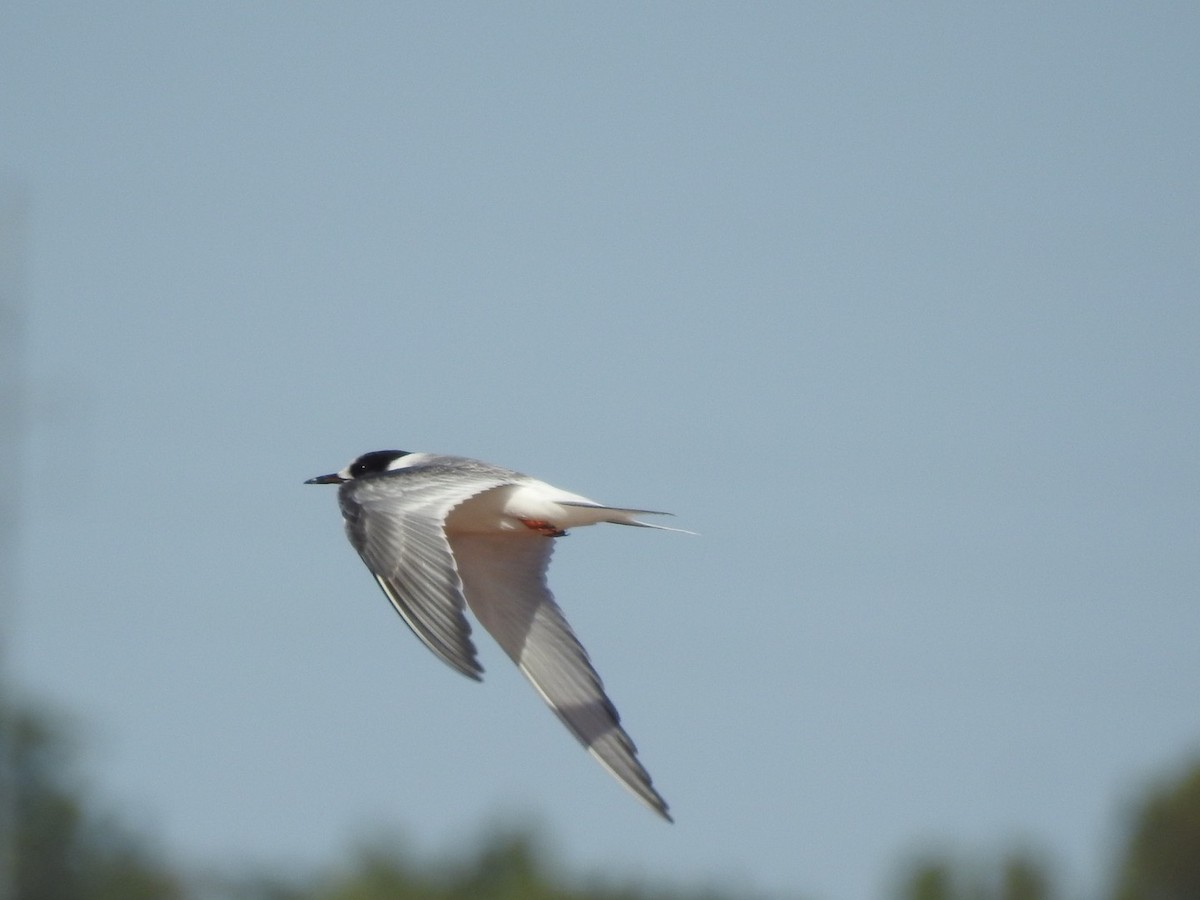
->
[3, 4, 1198, 898]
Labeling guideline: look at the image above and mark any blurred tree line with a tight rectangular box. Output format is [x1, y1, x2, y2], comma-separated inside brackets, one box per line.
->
[3, 692, 1199, 900]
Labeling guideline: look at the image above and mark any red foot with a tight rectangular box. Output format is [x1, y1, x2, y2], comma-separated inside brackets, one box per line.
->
[518, 518, 568, 538]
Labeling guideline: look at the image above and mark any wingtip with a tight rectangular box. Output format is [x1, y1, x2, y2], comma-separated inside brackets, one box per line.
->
[650, 799, 674, 823]
[455, 660, 485, 682]
[630, 785, 673, 823]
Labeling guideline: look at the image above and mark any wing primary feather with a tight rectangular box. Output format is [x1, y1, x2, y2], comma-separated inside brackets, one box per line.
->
[337, 471, 510, 681]
[371, 574, 483, 681]
[450, 532, 672, 821]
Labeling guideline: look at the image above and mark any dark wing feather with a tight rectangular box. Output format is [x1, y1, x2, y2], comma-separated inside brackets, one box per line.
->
[339, 469, 509, 680]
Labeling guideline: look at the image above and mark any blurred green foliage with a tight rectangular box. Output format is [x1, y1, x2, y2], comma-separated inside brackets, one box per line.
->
[6, 700, 183, 900]
[211, 826, 758, 900]
[2, 695, 755, 900]
[898, 851, 1054, 900]
[4, 690, 1200, 900]
[1112, 764, 1200, 900]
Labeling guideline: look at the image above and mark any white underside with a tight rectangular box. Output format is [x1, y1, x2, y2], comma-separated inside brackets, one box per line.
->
[445, 482, 626, 533]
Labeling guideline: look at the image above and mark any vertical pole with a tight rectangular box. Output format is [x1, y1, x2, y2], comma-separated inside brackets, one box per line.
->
[0, 193, 27, 900]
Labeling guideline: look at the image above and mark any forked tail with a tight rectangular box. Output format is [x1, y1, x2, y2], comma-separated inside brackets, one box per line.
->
[557, 501, 698, 534]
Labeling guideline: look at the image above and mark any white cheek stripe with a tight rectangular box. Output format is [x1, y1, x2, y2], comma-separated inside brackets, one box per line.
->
[386, 452, 434, 470]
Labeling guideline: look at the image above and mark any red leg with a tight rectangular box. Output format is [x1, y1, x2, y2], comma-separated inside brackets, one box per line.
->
[518, 518, 568, 538]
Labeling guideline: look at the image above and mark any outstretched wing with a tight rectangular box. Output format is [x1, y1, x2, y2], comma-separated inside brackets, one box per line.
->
[449, 531, 672, 821]
[339, 469, 510, 680]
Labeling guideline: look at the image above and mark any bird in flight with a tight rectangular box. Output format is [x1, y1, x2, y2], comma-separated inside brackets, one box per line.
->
[306, 449, 686, 821]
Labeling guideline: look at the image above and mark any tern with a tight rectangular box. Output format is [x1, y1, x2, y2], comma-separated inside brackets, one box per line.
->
[306, 449, 684, 821]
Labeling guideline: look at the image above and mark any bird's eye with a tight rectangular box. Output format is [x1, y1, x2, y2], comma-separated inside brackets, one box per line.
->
[350, 462, 367, 477]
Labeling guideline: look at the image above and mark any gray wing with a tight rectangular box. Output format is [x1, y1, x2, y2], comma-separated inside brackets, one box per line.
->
[449, 531, 672, 821]
[339, 468, 510, 680]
